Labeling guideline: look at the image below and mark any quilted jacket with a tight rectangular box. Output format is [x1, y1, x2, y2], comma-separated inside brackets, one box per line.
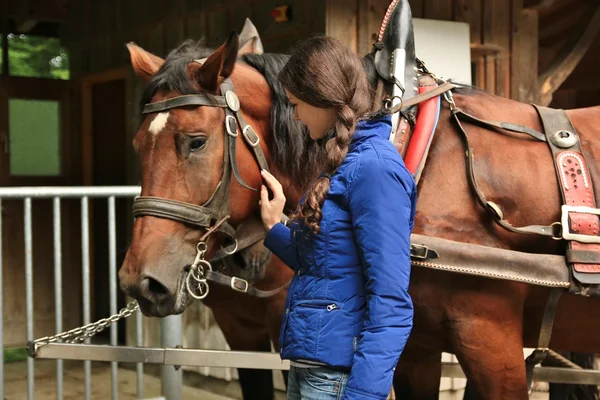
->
[264, 115, 416, 399]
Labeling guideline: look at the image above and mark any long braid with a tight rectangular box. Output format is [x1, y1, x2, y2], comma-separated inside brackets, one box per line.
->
[279, 36, 372, 234]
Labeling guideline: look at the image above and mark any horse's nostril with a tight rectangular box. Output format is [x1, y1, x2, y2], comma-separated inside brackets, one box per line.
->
[146, 276, 169, 297]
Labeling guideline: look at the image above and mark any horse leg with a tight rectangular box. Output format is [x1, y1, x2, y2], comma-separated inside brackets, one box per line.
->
[448, 299, 529, 400]
[211, 306, 276, 400]
[393, 350, 442, 399]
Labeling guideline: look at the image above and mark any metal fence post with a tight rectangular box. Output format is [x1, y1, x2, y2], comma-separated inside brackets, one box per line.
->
[160, 315, 183, 400]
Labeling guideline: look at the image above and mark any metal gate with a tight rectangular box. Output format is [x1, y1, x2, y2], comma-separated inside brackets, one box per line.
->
[3, 186, 599, 400]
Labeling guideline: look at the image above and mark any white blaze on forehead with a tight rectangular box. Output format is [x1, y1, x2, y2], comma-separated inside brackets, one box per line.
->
[148, 112, 170, 135]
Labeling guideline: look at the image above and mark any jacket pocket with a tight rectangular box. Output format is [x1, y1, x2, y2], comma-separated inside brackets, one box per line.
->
[295, 300, 339, 311]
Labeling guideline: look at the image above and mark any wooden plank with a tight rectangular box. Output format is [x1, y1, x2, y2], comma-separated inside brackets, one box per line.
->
[228, 1, 253, 35]
[513, 9, 538, 103]
[493, 0, 510, 98]
[147, 21, 165, 57]
[185, 12, 208, 42]
[424, 0, 453, 20]
[455, 0, 482, 44]
[358, 0, 370, 55]
[326, 0, 358, 53]
[367, 0, 389, 45]
[538, 3, 600, 105]
[207, 7, 230, 47]
[510, 0, 523, 100]
[482, 0, 498, 94]
[409, 0, 425, 19]
[163, 18, 186, 53]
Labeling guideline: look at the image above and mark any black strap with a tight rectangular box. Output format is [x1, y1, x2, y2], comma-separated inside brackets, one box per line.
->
[204, 270, 289, 298]
[525, 288, 563, 388]
[454, 109, 547, 142]
[224, 107, 255, 190]
[211, 229, 267, 261]
[133, 196, 237, 241]
[450, 108, 558, 238]
[142, 94, 228, 114]
[220, 79, 271, 173]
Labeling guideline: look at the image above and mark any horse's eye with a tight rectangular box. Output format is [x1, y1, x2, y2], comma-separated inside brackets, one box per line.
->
[189, 137, 207, 152]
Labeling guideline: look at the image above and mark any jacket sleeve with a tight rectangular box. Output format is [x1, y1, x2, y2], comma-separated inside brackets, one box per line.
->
[341, 158, 416, 400]
[263, 222, 301, 271]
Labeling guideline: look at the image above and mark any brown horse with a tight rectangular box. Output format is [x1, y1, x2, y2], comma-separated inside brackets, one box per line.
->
[118, 32, 600, 400]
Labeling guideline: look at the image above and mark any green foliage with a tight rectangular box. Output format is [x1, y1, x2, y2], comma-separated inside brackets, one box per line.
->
[4, 347, 27, 363]
[0, 34, 69, 79]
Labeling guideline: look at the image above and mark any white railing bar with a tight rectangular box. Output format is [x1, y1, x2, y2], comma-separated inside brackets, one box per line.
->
[0, 186, 140, 198]
[25, 198, 35, 400]
[53, 197, 64, 399]
[81, 197, 91, 400]
[108, 197, 119, 400]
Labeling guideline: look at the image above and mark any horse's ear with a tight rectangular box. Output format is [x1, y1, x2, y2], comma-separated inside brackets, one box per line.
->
[195, 31, 239, 92]
[126, 43, 164, 82]
[238, 18, 264, 56]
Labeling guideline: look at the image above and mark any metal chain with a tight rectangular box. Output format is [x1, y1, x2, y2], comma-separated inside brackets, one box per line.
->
[33, 301, 139, 347]
[33, 219, 228, 349]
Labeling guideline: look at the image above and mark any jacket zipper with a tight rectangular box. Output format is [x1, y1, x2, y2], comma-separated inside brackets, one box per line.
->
[295, 302, 339, 311]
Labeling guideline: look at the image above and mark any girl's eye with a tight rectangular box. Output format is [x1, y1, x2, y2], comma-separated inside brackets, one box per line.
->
[189, 137, 207, 152]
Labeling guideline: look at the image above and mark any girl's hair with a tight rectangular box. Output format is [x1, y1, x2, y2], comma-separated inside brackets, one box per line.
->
[279, 36, 373, 234]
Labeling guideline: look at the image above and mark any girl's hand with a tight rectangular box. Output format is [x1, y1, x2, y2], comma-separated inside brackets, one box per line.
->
[259, 170, 286, 231]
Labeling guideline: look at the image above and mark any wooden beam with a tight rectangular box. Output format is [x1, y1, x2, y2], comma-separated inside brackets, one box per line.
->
[538, 3, 600, 106]
[511, 8, 539, 103]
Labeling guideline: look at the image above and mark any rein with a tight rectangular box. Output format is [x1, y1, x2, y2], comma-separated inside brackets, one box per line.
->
[137, 76, 286, 300]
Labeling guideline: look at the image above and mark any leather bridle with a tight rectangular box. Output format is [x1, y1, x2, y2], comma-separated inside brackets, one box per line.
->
[133, 75, 280, 299]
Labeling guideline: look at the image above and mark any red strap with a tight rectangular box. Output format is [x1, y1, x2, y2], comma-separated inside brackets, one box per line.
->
[403, 85, 438, 175]
[557, 151, 600, 273]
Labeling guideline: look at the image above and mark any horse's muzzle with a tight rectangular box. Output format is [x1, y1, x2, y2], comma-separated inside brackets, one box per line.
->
[119, 269, 187, 317]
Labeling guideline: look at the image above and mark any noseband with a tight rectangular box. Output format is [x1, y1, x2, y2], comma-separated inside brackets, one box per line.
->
[133, 76, 279, 299]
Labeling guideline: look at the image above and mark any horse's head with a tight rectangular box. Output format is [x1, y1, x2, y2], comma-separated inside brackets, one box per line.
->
[118, 32, 279, 317]
[119, 28, 317, 317]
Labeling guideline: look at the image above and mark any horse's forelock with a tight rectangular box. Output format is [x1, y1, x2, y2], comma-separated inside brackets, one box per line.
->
[141, 40, 215, 110]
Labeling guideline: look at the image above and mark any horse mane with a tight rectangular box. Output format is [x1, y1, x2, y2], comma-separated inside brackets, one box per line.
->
[141, 39, 323, 187]
[241, 53, 324, 186]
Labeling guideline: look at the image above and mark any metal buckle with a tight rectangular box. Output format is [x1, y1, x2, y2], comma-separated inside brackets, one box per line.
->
[410, 244, 430, 260]
[225, 115, 238, 137]
[560, 205, 600, 243]
[243, 126, 260, 147]
[230, 277, 249, 293]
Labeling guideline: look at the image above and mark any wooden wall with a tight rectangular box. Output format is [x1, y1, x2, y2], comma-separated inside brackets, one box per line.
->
[63, 0, 327, 78]
[325, 0, 540, 103]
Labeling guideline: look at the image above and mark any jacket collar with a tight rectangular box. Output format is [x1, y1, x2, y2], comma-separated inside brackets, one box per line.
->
[351, 115, 392, 148]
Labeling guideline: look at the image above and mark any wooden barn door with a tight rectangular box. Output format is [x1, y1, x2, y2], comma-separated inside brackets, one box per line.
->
[0, 75, 83, 346]
[80, 67, 131, 343]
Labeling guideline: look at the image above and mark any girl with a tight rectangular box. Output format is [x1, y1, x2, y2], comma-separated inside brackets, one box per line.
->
[260, 36, 416, 400]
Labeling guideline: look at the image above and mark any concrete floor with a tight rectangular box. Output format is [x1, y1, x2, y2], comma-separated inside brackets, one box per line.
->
[3, 359, 550, 400]
[4, 359, 232, 400]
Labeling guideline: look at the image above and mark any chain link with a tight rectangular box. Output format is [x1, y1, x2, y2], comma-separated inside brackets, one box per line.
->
[34, 301, 139, 347]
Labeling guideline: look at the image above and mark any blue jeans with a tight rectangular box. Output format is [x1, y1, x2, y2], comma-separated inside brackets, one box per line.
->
[287, 366, 348, 400]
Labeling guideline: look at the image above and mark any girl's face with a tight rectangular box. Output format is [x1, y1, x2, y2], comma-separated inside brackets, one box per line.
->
[285, 90, 337, 140]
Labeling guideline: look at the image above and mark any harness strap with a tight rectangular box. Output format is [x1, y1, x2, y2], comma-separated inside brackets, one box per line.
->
[142, 93, 228, 114]
[450, 107, 559, 238]
[394, 81, 456, 112]
[525, 288, 563, 388]
[454, 109, 547, 142]
[535, 105, 600, 285]
[204, 270, 290, 297]
[133, 196, 237, 241]
[220, 80, 271, 173]
[211, 229, 268, 262]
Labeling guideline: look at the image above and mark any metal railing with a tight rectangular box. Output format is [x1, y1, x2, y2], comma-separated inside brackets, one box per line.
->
[0, 186, 181, 400]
